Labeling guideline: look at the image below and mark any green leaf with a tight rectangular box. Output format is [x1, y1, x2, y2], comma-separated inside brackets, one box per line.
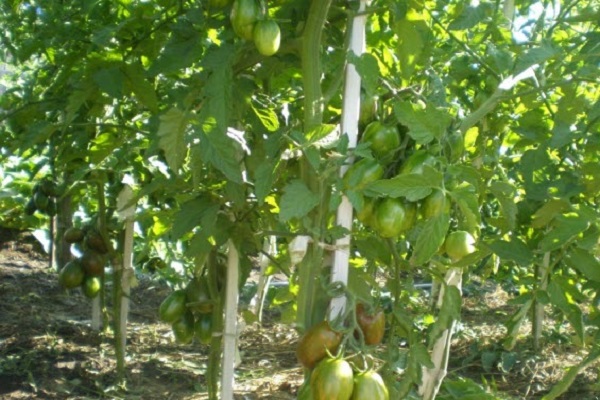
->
[394, 102, 452, 144]
[410, 212, 450, 266]
[348, 52, 380, 96]
[279, 180, 320, 222]
[503, 297, 533, 350]
[448, 5, 489, 31]
[538, 213, 590, 252]
[411, 342, 434, 369]
[93, 66, 124, 98]
[148, 20, 203, 76]
[122, 62, 158, 113]
[428, 285, 462, 346]
[486, 239, 534, 266]
[564, 248, 600, 282]
[531, 199, 571, 229]
[450, 183, 481, 234]
[250, 102, 280, 132]
[542, 346, 600, 400]
[157, 107, 189, 172]
[514, 41, 561, 75]
[488, 181, 517, 232]
[253, 161, 277, 205]
[364, 167, 442, 201]
[394, 18, 427, 79]
[547, 280, 584, 344]
[171, 196, 219, 239]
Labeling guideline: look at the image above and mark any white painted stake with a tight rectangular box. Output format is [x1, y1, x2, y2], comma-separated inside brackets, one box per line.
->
[117, 185, 136, 354]
[253, 235, 277, 323]
[329, 0, 370, 321]
[221, 240, 240, 400]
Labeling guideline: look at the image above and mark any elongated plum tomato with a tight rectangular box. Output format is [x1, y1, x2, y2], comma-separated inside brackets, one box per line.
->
[230, 0, 261, 40]
[296, 321, 342, 369]
[374, 198, 415, 238]
[159, 290, 187, 323]
[194, 313, 212, 345]
[311, 358, 354, 400]
[253, 20, 280, 56]
[352, 370, 389, 400]
[343, 159, 384, 191]
[172, 310, 195, 344]
[355, 303, 385, 345]
[355, 196, 376, 226]
[421, 189, 450, 220]
[444, 230, 476, 261]
[361, 121, 400, 160]
[400, 149, 436, 174]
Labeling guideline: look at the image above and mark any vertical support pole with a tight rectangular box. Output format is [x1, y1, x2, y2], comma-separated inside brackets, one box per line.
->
[221, 240, 240, 400]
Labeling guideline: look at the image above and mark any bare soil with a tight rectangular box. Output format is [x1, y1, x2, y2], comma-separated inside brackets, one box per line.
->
[0, 228, 599, 399]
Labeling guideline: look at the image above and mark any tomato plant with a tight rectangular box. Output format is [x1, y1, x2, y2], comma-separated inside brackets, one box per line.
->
[194, 313, 213, 345]
[343, 159, 384, 191]
[209, 0, 232, 8]
[159, 290, 187, 324]
[311, 357, 354, 400]
[172, 310, 195, 344]
[253, 20, 281, 56]
[58, 259, 85, 289]
[444, 231, 476, 261]
[373, 198, 416, 238]
[296, 321, 343, 369]
[360, 121, 400, 161]
[421, 189, 450, 220]
[355, 303, 385, 345]
[230, 0, 262, 41]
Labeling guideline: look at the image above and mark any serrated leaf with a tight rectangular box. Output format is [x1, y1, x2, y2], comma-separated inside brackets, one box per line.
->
[514, 41, 561, 75]
[564, 248, 600, 282]
[279, 180, 320, 221]
[448, 5, 489, 31]
[394, 102, 452, 144]
[394, 18, 427, 79]
[122, 62, 158, 113]
[450, 183, 481, 234]
[93, 66, 124, 98]
[364, 167, 442, 201]
[148, 20, 202, 76]
[411, 342, 434, 369]
[157, 107, 189, 172]
[539, 213, 589, 252]
[348, 52, 380, 96]
[531, 199, 571, 229]
[253, 161, 276, 205]
[548, 280, 584, 343]
[428, 285, 462, 345]
[411, 213, 450, 266]
[486, 239, 534, 266]
[171, 196, 219, 239]
[250, 102, 280, 132]
[489, 181, 517, 231]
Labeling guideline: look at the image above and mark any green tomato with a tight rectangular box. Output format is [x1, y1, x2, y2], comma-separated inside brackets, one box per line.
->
[82, 276, 102, 299]
[444, 231, 476, 261]
[400, 150, 436, 174]
[359, 91, 378, 127]
[194, 313, 213, 344]
[361, 121, 400, 160]
[343, 159, 384, 191]
[421, 189, 450, 220]
[209, 0, 232, 7]
[374, 198, 416, 238]
[159, 290, 187, 323]
[311, 358, 354, 400]
[172, 310, 195, 344]
[253, 20, 281, 56]
[230, 0, 261, 40]
[352, 370, 389, 400]
[355, 196, 376, 226]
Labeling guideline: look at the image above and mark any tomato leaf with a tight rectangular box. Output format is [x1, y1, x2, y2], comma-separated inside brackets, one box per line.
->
[122, 62, 159, 114]
[428, 285, 462, 346]
[348, 52, 380, 96]
[488, 181, 517, 232]
[279, 180, 320, 222]
[564, 248, 600, 282]
[157, 107, 189, 172]
[530, 199, 571, 229]
[450, 182, 481, 234]
[394, 102, 452, 145]
[410, 212, 450, 266]
[148, 20, 203, 76]
[486, 239, 533, 266]
[364, 167, 442, 201]
[503, 295, 533, 350]
[253, 161, 277, 205]
[172, 196, 219, 240]
[250, 102, 280, 132]
[547, 280, 584, 344]
[538, 213, 589, 252]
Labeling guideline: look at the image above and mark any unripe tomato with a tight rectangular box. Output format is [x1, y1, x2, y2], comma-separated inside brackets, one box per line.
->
[172, 310, 195, 344]
[355, 303, 385, 345]
[400, 150, 436, 174]
[374, 198, 415, 238]
[359, 91, 378, 127]
[253, 20, 280, 56]
[230, 0, 261, 40]
[296, 321, 342, 369]
[186, 277, 213, 314]
[421, 189, 450, 220]
[82, 276, 102, 299]
[352, 370, 389, 400]
[159, 290, 187, 323]
[355, 196, 376, 226]
[360, 121, 400, 160]
[444, 231, 476, 261]
[194, 313, 213, 344]
[311, 358, 354, 400]
[58, 259, 85, 289]
[343, 159, 384, 191]
[209, 0, 232, 7]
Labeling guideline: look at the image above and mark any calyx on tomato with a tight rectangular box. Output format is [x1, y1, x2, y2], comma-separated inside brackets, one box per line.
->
[360, 121, 400, 160]
[343, 159, 384, 191]
[296, 321, 342, 369]
[444, 230, 476, 261]
[311, 357, 354, 400]
[352, 370, 389, 400]
[253, 20, 280, 56]
[355, 303, 385, 345]
[373, 198, 416, 238]
[230, 0, 262, 41]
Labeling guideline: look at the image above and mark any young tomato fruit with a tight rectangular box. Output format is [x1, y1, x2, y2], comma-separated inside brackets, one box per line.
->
[230, 0, 261, 40]
[444, 230, 476, 261]
[355, 303, 385, 345]
[253, 20, 281, 56]
[352, 370, 389, 400]
[361, 121, 400, 160]
[373, 198, 416, 238]
[343, 159, 384, 191]
[296, 321, 342, 369]
[311, 358, 354, 400]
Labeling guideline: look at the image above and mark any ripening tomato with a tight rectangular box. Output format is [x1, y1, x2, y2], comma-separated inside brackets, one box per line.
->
[352, 370, 389, 400]
[421, 189, 450, 220]
[253, 20, 281, 56]
[296, 321, 343, 369]
[373, 198, 416, 238]
[230, 0, 261, 40]
[444, 230, 476, 261]
[311, 358, 354, 400]
[355, 303, 385, 345]
[343, 159, 384, 191]
[360, 121, 400, 160]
